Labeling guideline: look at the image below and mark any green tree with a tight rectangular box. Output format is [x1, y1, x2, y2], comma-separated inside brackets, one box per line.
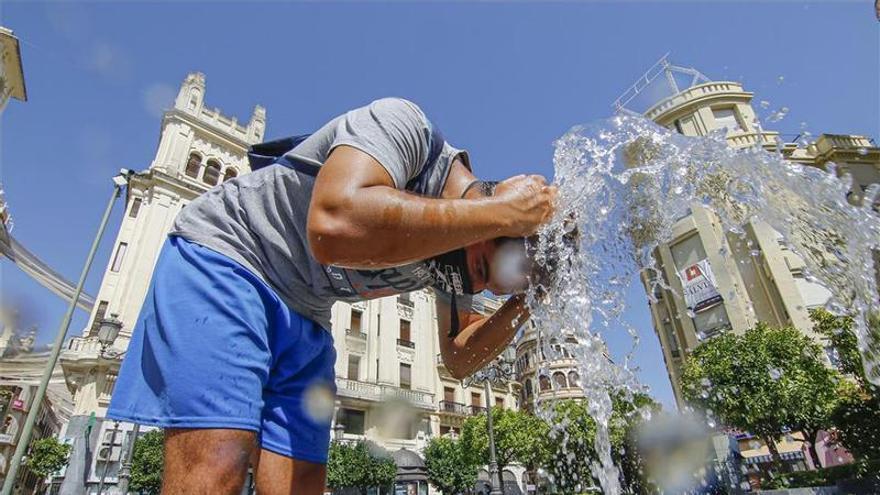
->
[327, 440, 396, 494]
[423, 436, 479, 494]
[812, 308, 880, 460]
[681, 323, 843, 473]
[460, 406, 552, 475]
[131, 429, 164, 494]
[25, 437, 71, 478]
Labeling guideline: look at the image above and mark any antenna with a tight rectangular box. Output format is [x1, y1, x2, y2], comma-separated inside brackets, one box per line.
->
[612, 53, 710, 115]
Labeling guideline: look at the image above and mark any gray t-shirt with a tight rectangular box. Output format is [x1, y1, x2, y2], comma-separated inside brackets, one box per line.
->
[170, 98, 470, 330]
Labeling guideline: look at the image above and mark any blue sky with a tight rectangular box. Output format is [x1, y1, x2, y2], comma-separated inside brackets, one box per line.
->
[1, 1, 877, 409]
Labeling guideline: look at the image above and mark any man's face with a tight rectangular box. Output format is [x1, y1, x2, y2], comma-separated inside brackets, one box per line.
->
[465, 238, 530, 295]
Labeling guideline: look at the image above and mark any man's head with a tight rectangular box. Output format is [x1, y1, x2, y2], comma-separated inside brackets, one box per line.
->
[460, 179, 578, 296]
[460, 180, 531, 295]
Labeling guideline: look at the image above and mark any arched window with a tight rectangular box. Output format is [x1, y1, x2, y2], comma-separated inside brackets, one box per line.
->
[185, 153, 202, 178]
[539, 375, 551, 392]
[525, 379, 533, 398]
[203, 160, 221, 186]
[553, 372, 567, 389]
[223, 167, 238, 182]
[568, 371, 580, 388]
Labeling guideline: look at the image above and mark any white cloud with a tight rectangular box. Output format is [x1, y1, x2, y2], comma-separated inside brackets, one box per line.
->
[142, 83, 177, 119]
[87, 42, 133, 82]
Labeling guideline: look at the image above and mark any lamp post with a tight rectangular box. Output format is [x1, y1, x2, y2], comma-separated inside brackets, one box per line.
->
[1, 169, 133, 495]
[96, 420, 120, 495]
[116, 422, 140, 494]
[464, 350, 515, 495]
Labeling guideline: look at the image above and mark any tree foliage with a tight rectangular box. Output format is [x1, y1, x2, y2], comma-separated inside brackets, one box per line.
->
[131, 429, 164, 494]
[327, 440, 396, 493]
[423, 436, 479, 494]
[681, 323, 844, 471]
[460, 406, 552, 472]
[812, 308, 880, 461]
[25, 436, 71, 478]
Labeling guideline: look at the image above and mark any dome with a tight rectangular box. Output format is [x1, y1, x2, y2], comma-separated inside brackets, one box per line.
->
[391, 448, 427, 482]
[391, 448, 425, 469]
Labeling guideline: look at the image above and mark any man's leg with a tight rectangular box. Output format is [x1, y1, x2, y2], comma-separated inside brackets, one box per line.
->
[162, 428, 258, 495]
[254, 448, 327, 495]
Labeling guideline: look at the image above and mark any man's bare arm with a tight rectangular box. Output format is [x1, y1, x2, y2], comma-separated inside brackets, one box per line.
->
[307, 146, 555, 268]
[437, 295, 530, 379]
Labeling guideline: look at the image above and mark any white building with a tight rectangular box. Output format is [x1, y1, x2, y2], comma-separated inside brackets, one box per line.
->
[58, 73, 519, 494]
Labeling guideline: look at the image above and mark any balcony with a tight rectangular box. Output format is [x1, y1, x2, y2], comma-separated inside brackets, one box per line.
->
[468, 405, 488, 415]
[397, 338, 415, 349]
[335, 378, 434, 410]
[345, 328, 367, 339]
[438, 400, 467, 415]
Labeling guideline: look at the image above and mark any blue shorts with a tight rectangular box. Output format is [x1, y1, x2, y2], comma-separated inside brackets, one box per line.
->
[107, 236, 337, 463]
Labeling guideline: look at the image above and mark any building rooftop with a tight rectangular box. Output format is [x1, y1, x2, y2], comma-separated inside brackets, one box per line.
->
[0, 27, 27, 102]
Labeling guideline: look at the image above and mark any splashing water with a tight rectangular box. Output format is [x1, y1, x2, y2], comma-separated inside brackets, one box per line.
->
[525, 114, 880, 493]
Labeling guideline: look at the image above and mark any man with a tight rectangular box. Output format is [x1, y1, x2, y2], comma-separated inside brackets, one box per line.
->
[108, 98, 556, 494]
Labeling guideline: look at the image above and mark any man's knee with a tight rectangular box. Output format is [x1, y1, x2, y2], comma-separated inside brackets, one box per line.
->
[163, 428, 257, 494]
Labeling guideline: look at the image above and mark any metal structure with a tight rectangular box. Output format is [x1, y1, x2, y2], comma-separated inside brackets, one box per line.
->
[0, 182, 96, 312]
[463, 350, 516, 495]
[612, 53, 710, 116]
[1, 170, 131, 495]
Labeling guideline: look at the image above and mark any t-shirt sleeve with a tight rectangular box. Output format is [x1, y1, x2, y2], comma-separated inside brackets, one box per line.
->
[330, 97, 432, 189]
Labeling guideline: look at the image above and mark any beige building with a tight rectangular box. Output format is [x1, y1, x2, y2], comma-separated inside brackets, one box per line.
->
[617, 61, 880, 408]
[616, 60, 879, 478]
[57, 73, 518, 494]
[0, 26, 27, 114]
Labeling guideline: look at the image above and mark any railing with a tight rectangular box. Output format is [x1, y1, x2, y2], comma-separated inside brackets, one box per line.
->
[345, 328, 367, 339]
[645, 81, 745, 120]
[397, 338, 415, 349]
[438, 401, 467, 415]
[335, 378, 435, 409]
[468, 405, 487, 415]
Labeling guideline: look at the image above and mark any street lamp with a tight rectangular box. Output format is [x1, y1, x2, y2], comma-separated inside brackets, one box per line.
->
[1, 169, 134, 495]
[464, 349, 516, 495]
[97, 314, 123, 357]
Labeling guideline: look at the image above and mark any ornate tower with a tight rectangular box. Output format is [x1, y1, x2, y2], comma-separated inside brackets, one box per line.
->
[57, 73, 266, 494]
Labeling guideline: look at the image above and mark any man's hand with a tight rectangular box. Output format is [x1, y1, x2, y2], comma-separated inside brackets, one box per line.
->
[493, 175, 558, 237]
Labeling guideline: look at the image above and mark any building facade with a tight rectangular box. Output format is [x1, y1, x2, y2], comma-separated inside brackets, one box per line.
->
[624, 61, 879, 475]
[630, 71, 879, 408]
[57, 73, 519, 494]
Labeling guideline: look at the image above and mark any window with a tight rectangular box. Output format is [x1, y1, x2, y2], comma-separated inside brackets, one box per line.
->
[223, 167, 238, 182]
[351, 310, 363, 332]
[347, 355, 361, 381]
[399, 363, 412, 389]
[399, 320, 411, 343]
[525, 379, 533, 398]
[539, 375, 551, 392]
[110, 243, 128, 273]
[495, 397, 504, 409]
[568, 371, 580, 388]
[471, 392, 482, 408]
[337, 408, 365, 435]
[128, 198, 142, 218]
[553, 372, 567, 389]
[89, 301, 109, 336]
[444, 387, 455, 403]
[712, 107, 743, 132]
[203, 160, 221, 186]
[185, 153, 201, 178]
[440, 425, 451, 436]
